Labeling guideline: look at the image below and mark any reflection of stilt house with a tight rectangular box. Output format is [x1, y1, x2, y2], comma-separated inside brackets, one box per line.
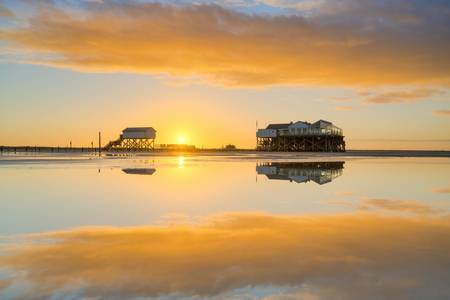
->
[257, 120, 345, 152]
[256, 161, 344, 184]
[105, 127, 156, 152]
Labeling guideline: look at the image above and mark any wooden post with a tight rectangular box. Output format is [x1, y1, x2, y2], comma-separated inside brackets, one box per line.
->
[98, 131, 102, 157]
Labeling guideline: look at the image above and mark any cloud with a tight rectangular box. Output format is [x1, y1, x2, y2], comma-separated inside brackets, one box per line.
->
[1, 213, 450, 299]
[364, 88, 443, 104]
[359, 198, 441, 215]
[335, 105, 353, 111]
[0, 1, 449, 86]
[0, 5, 13, 18]
[433, 109, 450, 117]
[0, 279, 11, 290]
[330, 97, 353, 103]
[432, 187, 450, 193]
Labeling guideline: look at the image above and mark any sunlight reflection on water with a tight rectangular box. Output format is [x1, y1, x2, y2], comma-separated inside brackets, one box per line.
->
[0, 155, 449, 299]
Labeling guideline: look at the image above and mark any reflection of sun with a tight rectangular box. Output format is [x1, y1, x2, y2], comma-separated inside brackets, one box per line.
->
[178, 156, 185, 168]
[178, 136, 185, 144]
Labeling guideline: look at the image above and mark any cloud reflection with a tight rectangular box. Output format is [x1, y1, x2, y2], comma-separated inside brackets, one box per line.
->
[359, 198, 442, 215]
[1, 213, 449, 299]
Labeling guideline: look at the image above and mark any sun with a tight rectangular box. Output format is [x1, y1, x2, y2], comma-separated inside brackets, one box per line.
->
[178, 136, 186, 144]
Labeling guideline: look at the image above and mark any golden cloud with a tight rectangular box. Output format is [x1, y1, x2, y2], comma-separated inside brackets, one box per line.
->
[0, 5, 13, 18]
[1, 213, 449, 299]
[335, 105, 354, 111]
[0, 279, 11, 290]
[432, 187, 450, 193]
[0, 2, 449, 86]
[433, 110, 450, 117]
[364, 88, 443, 104]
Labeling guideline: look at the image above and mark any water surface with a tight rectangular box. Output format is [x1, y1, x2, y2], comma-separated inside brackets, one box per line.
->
[0, 154, 449, 299]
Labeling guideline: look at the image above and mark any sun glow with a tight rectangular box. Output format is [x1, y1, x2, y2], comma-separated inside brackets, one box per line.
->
[178, 136, 186, 144]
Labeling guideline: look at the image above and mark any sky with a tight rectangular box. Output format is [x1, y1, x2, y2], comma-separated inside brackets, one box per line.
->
[0, 0, 449, 149]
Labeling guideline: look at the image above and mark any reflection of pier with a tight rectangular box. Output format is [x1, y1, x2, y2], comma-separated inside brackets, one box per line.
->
[122, 168, 156, 175]
[256, 161, 344, 184]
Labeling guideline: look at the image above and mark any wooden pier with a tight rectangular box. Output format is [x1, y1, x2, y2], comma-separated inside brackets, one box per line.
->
[257, 135, 345, 152]
[0, 146, 100, 154]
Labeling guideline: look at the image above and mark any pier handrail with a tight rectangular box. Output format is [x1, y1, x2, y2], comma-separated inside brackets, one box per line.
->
[278, 127, 343, 136]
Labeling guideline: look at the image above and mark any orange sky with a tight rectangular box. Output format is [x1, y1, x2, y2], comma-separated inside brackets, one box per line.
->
[0, 0, 449, 149]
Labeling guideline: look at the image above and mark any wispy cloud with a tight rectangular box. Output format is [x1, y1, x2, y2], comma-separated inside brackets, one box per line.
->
[0, 1, 449, 86]
[335, 105, 354, 111]
[364, 88, 443, 104]
[0, 4, 13, 18]
[432, 187, 450, 194]
[433, 109, 450, 117]
[329, 97, 353, 103]
[1, 212, 449, 299]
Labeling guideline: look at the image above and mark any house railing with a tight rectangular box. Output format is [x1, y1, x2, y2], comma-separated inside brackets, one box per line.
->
[278, 127, 343, 136]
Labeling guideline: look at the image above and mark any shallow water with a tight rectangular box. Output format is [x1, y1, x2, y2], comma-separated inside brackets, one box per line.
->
[0, 154, 449, 299]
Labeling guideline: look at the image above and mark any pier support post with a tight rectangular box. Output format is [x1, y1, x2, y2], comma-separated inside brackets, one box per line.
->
[99, 131, 102, 157]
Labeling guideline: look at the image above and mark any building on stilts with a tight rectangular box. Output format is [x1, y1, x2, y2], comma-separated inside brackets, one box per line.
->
[256, 120, 345, 152]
